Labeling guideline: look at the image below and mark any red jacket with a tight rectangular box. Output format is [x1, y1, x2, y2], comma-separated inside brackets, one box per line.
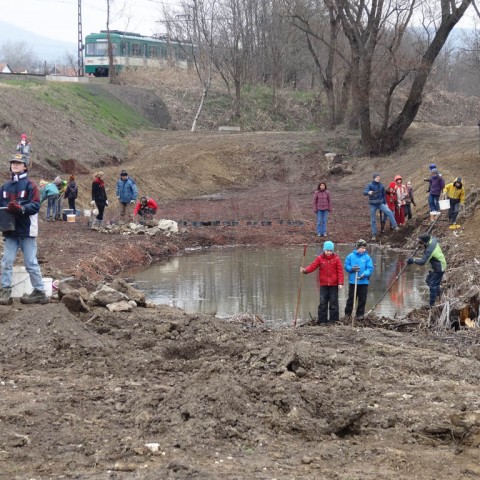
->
[304, 253, 344, 287]
[133, 197, 158, 215]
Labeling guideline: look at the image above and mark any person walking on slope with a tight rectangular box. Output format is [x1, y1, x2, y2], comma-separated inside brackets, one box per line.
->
[0, 154, 49, 305]
[312, 181, 332, 237]
[426, 169, 445, 213]
[363, 173, 399, 241]
[116, 170, 137, 223]
[344, 239, 374, 320]
[16, 133, 32, 157]
[443, 177, 465, 225]
[406, 234, 446, 308]
[91, 171, 108, 230]
[300, 240, 344, 325]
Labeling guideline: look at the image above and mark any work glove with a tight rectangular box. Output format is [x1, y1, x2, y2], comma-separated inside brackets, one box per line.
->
[352, 265, 360, 272]
[6, 201, 23, 215]
[91, 200, 96, 206]
[130, 200, 135, 204]
[358, 274, 365, 279]
[105, 200, 109, 206]
[406, 258, 414, 265]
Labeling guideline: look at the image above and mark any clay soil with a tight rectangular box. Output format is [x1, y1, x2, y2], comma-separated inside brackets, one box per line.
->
[1, 125, 480, 479]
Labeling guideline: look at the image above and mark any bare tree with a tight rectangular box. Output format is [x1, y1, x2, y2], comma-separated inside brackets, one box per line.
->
[0, 41, 38, 72]
[333, 0, 475, 154]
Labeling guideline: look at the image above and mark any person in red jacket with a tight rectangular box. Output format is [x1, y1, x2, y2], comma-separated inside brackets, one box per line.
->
[300, 240, 344, 325]
[133, 196, 158, 224]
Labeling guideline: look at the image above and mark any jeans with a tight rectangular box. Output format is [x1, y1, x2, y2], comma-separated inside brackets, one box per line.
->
[56, 195, 63, 219]
[316, 210, 329, 235]
[428, 194, 440, 212]
[404, 203, 412, 220]
[46, 194, 58, 220]
[345, 284, 368, 318]
[1, 236, 45, 291]
[448, 199, 460, 223]
[369, 204, 397, 235]
[318, 286, 339, 323]
[426, 271, 444, 306]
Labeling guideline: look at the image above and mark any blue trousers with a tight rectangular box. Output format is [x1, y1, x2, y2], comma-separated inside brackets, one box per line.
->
[1, 236, 45, 291]
[428, 194, 440, 212]
[369, 204, 397, 235]
[426, 271, 444, 306]
[316, 210, 329, 235]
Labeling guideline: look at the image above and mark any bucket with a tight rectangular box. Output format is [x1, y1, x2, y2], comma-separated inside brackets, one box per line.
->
[83, 209, 92, 218]
[0, 209, 15, 232]
[62, 209, 74, 221]
[11, 268, 53, 298]
[67, 214, 76, 223]
[439, 199, 450, 210]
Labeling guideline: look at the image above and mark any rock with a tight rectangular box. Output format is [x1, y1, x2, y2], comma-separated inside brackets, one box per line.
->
[111, 278, 146, 306]
[61, 292, 90, 313]
[57, 277, 84, 300]
[106, 301, 133, 312]
[158, 219, 178, 233]
[90, 285, 129, 307]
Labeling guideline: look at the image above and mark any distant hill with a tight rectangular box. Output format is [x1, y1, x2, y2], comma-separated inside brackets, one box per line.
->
[0, 21, 76, 62]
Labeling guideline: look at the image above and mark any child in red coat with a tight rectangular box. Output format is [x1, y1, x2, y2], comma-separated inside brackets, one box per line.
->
[300, 241, 344, 324]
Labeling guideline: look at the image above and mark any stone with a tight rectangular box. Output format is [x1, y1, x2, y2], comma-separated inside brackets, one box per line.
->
[106, 301, 133, 312]
[61, 292, 90, 313]
[158, 219, 178, 234]
[111, 278, 146, 306]
[90, 285, 129, 307]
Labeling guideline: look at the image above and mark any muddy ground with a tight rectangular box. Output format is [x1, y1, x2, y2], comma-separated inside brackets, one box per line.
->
[0, 125, 480, 479]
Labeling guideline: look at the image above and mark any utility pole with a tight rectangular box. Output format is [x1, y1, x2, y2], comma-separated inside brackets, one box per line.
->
[78, 0, 84, 76]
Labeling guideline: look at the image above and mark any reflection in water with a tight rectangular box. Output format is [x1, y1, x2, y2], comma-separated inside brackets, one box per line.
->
[133, 245, 426, 327]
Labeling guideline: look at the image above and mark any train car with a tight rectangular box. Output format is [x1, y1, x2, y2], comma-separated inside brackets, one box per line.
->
[84, 30, 192, 77]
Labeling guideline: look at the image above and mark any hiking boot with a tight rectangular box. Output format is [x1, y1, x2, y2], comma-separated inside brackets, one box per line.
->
[20, 289, 49, 305]
[0, 287, 13, 306]
[371, 236, 376, 241]
[393, 226, 400, 231]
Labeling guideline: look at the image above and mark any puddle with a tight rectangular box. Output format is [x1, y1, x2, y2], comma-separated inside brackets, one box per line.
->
[132, 245, 426, 327]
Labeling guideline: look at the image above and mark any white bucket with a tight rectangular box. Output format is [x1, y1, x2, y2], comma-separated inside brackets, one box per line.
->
[439, 199, 450, 210]
[11, 268, 53, 298]
[67, 214, 76, 223]
[84, 209, 92, 218]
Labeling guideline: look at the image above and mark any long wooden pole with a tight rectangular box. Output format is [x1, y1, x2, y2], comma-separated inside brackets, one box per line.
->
[351, 271, 358, 327]
[293, 244, 307, 328]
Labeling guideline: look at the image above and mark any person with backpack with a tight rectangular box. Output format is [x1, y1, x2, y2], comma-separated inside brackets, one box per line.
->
[116, 170, 138, 223]
[64, 175, 78, 212]
[300, 240, 344, 324]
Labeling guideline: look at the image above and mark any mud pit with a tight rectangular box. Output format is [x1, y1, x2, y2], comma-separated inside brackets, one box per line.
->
[1, 126, 480, 478]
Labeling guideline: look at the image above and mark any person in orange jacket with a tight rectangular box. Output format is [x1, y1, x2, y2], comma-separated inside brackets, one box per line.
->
[300, 240, 344, 325]
[133, 196, 158, 224]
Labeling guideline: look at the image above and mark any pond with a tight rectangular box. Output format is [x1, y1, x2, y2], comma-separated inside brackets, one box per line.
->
[132, 245, 426, 327]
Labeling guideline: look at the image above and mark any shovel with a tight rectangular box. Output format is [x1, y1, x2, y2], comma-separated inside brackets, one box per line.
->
[351, 271, 358, 327]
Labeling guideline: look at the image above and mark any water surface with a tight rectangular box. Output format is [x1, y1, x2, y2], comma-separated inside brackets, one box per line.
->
[133, 245, 426, 327]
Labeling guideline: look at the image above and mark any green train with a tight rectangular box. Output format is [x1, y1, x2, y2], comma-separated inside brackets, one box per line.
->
[84, 30, 192, 77]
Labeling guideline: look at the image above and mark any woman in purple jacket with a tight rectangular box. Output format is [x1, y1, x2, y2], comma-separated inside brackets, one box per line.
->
[427, 169, 445, 213]
[312, 181, 332, 237]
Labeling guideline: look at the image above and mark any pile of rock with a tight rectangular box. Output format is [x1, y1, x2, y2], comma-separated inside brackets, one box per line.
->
[57, 277, 156, 313]
[97, 219, 179, 236]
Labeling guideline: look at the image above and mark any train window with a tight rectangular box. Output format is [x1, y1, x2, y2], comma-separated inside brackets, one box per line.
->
[86, 44, 96, 55]
[96, 42, 108, 56]
[149, 46, 156, 58]
[131, 43, 142, 56]
[120, 42, 127, 56]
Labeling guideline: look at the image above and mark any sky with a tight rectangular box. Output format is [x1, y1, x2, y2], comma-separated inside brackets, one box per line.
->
[1, 0, 183, 44]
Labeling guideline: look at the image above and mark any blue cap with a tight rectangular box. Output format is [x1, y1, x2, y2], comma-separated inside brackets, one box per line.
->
[323, 241, 334, 251]
[429, 163, 437, 170]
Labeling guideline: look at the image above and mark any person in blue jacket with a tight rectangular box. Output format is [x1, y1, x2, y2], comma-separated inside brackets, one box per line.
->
[116, 170, 138, 223]
[344, 239, 374, 319]
[363, 173, 399, 241]
[0, 154, 48, 305]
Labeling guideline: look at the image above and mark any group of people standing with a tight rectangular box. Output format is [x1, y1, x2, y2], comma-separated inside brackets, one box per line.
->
[39, 175, 78, 221]
[90, 170, 158, 229]
[301, 233, 446, 324]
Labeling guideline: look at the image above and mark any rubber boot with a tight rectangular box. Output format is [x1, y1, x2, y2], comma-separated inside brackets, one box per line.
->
[0, 287, 13, 305]
[91, 218, 100, 230]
